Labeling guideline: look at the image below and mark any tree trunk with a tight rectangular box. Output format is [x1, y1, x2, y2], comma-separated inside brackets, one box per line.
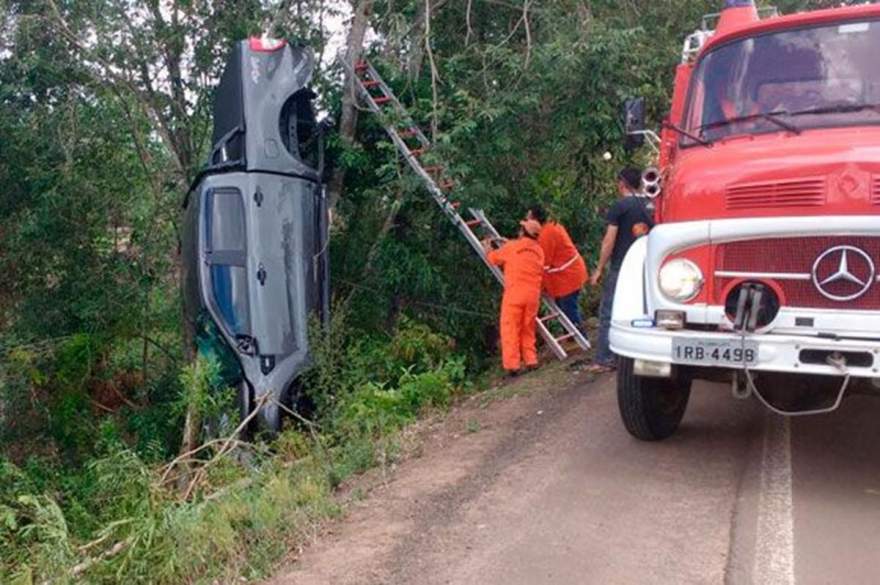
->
[405, 0, 451, 80]
[326, 0, 375, 211]
[178, 300, 200, 459]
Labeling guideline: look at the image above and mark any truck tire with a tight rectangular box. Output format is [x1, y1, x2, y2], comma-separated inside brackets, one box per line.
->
[617, 357, 691, 441]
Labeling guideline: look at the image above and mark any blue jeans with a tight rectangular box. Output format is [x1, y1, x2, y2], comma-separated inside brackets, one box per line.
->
[595, 267, 620, 366]
[555, 290, 583, 330]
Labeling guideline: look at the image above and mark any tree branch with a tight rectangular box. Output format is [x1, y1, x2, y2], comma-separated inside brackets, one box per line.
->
[326, 0, 375, 211]
[466, 0, 474, 47]
[424, 0, 441, 139]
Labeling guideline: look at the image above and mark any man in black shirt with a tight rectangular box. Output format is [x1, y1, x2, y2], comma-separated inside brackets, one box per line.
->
[587, 167, 653, 372]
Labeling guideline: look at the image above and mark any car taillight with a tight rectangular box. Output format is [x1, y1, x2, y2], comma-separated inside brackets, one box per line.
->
[249, 36, 287, 52]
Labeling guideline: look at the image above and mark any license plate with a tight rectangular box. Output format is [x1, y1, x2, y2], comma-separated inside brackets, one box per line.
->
[672, 338, 758, 366]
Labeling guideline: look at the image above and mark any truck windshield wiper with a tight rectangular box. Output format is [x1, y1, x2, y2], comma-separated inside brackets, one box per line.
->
[698, 111, 801, 135]
[787, 103, 880, 117]
[662, 121, 712, 147]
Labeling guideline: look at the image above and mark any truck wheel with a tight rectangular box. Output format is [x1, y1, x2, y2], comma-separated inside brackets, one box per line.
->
[617, 357, 691, 441]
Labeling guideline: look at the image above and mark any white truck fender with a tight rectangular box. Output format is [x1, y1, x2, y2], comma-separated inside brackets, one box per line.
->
[612, 236, 649, 322]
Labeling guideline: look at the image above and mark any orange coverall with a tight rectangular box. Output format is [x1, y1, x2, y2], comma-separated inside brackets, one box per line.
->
[536, 222, 587, 298]
[487, 238, 545, 371]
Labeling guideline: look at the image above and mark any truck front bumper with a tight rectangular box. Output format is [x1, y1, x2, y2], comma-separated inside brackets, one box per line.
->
[610, 321, 880, 378]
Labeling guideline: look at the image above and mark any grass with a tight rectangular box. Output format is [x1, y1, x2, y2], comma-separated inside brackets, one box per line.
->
[466, 419, 482, 433]
[2, 414, 434, 584]
[0, 309, 594, 584]
[474, 360, 573, 408]
[0, 317, 482, 584]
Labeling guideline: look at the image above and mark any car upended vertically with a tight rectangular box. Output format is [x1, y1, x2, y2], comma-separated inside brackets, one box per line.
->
[181, 38, 330, 432]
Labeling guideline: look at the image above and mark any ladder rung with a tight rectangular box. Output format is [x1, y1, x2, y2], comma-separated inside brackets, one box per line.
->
[357, 59, 589, 362]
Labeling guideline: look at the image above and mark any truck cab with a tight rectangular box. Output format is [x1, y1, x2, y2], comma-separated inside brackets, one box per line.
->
[611, 1, 880, 440]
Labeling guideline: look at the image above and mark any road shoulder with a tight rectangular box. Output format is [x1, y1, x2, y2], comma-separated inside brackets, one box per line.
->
[265, 361, 594, 585]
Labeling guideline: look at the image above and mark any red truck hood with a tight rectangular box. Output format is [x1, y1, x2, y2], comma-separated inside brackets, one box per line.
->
[661, 126, 880, 222]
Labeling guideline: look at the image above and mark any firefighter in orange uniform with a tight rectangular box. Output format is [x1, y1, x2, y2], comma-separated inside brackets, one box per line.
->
[483, 220, 545, 375]
[526, 205, 588, 331]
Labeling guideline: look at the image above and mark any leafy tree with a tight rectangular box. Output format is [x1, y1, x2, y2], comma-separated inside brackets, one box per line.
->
[0, 3, 851, 579]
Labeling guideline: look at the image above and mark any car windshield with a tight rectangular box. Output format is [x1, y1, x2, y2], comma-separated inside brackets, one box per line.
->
[683, 19, 880, 145]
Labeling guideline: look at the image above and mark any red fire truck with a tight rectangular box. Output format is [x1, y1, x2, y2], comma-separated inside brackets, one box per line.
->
[613, 0, 880, 440]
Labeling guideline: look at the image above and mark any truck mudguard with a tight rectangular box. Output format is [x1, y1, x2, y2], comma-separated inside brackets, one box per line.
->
[612, 236, 649, 323]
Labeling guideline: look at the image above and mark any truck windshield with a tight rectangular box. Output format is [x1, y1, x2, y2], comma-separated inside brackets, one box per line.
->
[683, 19, 880, 145]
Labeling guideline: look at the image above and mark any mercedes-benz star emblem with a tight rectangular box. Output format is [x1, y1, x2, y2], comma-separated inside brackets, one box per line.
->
[811, 245, 875, 301]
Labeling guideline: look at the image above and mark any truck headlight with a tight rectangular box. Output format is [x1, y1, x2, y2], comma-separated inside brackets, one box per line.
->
[659, 259, 703, 302]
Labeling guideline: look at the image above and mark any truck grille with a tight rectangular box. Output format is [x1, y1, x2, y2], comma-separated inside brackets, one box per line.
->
[873, 176, 880, 205]
[715, 236, 880, 310]
[725, 178, 826, 210]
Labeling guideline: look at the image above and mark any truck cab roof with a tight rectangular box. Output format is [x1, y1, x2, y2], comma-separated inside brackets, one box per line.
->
[702, 3, 880, 57]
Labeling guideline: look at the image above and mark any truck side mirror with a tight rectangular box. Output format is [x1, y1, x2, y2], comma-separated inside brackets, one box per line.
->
[623, 97, 646, 150]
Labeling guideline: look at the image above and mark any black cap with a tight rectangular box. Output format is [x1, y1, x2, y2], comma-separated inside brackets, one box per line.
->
[527, 205, 548, 224]
[618, 168, 642, 191]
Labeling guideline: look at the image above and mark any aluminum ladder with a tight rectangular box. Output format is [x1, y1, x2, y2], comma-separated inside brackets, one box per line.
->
[351, 59, 590, 360]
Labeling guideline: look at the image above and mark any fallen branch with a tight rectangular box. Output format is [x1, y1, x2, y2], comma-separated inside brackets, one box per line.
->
[181, 394, 270, 499]
[90, 399, 116, 414]
[69, 537, 132, 580]
[160, 436, 256, 484]
[272, 399, 319, 430]
[203, 476, 256, 502]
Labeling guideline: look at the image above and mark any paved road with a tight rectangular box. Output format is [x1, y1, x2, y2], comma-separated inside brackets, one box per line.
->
[272, 368, 880, 585]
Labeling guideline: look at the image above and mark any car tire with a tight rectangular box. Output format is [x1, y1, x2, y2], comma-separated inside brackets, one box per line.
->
[238, 380, 257, 439]
[617, 357, 691, 441]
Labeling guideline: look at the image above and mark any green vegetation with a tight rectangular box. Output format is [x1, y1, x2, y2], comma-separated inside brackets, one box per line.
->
[1, 316, 470, 583]
[0, 0, 840, 582]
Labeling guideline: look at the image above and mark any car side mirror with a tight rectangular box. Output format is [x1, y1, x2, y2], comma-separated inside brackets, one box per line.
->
[317, 117, 335, 179]
[623, 97, 646, 150]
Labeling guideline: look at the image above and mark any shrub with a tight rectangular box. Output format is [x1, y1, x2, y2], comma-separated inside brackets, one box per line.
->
[0, 311, 471, 583]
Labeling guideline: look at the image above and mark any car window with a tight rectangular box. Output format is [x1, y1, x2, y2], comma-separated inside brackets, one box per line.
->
[206, 188, 250, 336]
[211, 265, 250, 336]
[208, 189, 246, 251]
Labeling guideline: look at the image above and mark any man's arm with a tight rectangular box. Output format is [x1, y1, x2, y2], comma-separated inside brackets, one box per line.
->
[539, 227, 557, 270]
[484, 238, 507, 266]
[591, 225, 618, 285]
